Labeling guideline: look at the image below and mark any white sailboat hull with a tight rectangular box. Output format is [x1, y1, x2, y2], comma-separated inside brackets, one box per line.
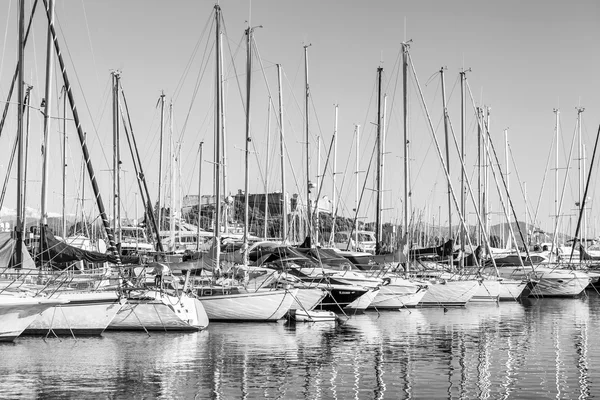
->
[345, 288, 379, 313]
[368, 277, 428, 309]
[288, 288, 328, 312]
[496, 266, 591, 297]
[24, 291, 124, 336]
[0, 297, 68, 342]
[470, 279, 501, 302]
[108, 290, 208, 331]
[418, 279, 480, 307]
[498, 279, 529, 301]
[370, 287, 428, 309]
[198, 289, 297, 321]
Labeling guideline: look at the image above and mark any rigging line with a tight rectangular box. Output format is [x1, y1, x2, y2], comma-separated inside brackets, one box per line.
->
[531, 123, 555, 231]
[79, 0, 100, 90]
[53, 11, 112, 169]
[0, 0, 38, 139]
[548, 120, 579, 252]
[175, 31, 215, 146]
[334, 125, 357, 220]
[173, 10, 214, 101]
[347, 136, 377, 246]
[0, 0, 11, 90]
[468, 85, 529, 261]
[507, 142, 536, 225]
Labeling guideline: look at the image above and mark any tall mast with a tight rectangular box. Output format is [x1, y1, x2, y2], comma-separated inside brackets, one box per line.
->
[330, 104, 338, 246]
[459, 69, 466, 269]
[484, 107, 491, 239]
[381, 94, 387, 246]
[477, 107, 482, 245]
[157, 91, 165, 232]
[375, 66, 383, 254]
[220, 28, 228, 235]
[355, 124, 360, 249]
[577, 106, 585, 244]
[22, 86, 32, 237]
[304, 44, 312, 243]
[242, 25, 254, 265]
[402, 42, 409, 256]
[197, 142, 203, 251]
[62, 86, 67, 238]
[42, 0, 120, 260]
[40, 0, 54, 255]
[15, 0, 25, 267]
[112, 71, 121, 243]
[276, 64, 287, 242]
[169, 102, 175, 249]
[264, 99, 271, 240]
[504, 128, 510, 248]
[315, 137, 321, 244]
[213, 5, 223, 266]
[524, 182, 528, 247]
[553, 108, 560, 248]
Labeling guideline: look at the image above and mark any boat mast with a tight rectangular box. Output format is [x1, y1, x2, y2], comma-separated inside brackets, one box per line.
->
[15, 0, 25, 267]
[62, 86, 67, 238]
[375, 66, 383, 254]
[402, 42, 409, 259]
[213, 4, 223, 267]
[40, 0, 54, 258]
[440, 67, 452, 257]
[276, 64, 288, 243]
[169, 102, 175, 250]
[42, 0, 120, 260]
[355, 124, 360, 249]
[477, 107, 482, 245]
[553, 108, 560, 250]
[304, 44, 312, 243]
[112, 71, 121, 244]
[381, 94, 387, 248]
[197, 141, 203, 251]
[484, 107, 491, 240]
[242, 24, 255, 265]
[577, 106, 585, 245]
[264, 99, 270, 240]
[459, 69, 466, 270]
[158, 91, 165, 232]
[316, 137, 321, 245]
[330, 104, 338, 246]
[504, 128, 510, 248]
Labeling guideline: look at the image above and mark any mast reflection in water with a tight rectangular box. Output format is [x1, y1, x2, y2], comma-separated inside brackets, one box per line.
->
[2, 293, 600, 399]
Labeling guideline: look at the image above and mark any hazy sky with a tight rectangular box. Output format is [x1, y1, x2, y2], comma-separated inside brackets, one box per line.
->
[0, 0, 598, 238]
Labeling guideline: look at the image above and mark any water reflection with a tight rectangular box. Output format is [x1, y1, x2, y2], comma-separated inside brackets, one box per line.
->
[1, 293, 600, 399]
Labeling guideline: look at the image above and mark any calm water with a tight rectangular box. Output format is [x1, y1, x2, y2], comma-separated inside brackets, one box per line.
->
[2, 291, 600, 399]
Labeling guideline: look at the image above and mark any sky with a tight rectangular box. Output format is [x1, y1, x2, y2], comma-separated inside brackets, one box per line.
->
[0, 0, 598, 240]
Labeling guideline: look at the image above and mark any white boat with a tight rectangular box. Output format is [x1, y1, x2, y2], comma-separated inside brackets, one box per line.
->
[495, 265, 591, 297]
[292, 309, 336, 322]
[417, 276, 480, 307]
[0, 295, 68, 342]
[108, 290, 208, 331]
[195, 287, 297, 321]
[470, 278, 501, 302]
[345, 287, 380, 313]
[498, 278, 531, 301]
[368, 276, 429, 309]
[24, 291, 124, 336]
[288, 287, 329, 313]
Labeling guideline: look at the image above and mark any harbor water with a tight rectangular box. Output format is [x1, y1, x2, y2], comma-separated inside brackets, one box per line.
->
[2, 291, 600, 399]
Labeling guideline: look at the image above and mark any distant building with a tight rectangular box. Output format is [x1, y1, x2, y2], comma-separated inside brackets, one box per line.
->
[182, 191, 332, 216]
